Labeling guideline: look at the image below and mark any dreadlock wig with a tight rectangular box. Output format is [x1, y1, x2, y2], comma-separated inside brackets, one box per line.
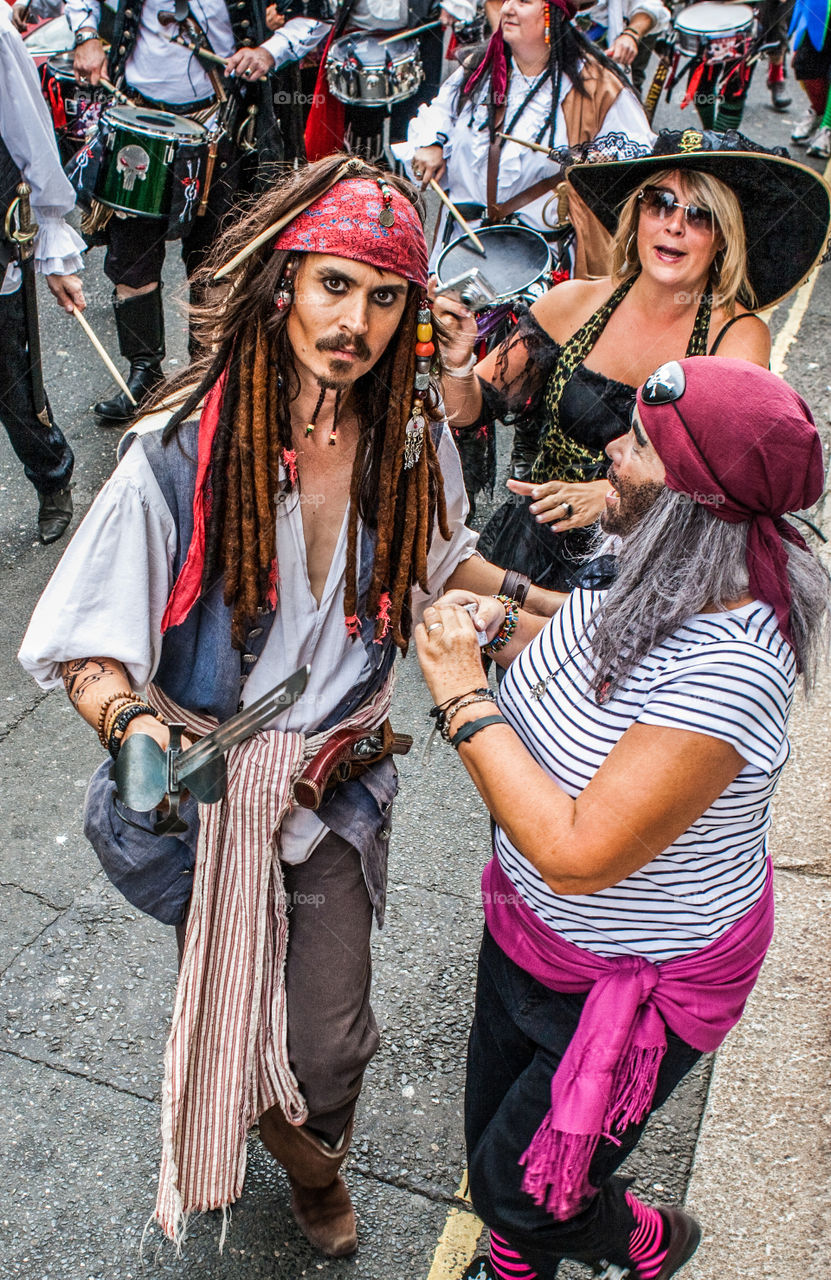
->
[161, 155, 450, 653]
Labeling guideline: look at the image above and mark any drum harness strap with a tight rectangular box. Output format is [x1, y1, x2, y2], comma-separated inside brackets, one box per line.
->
[486, 96, 565, 223]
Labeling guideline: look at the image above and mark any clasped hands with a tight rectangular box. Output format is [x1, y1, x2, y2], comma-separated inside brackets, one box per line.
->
[415, 590, 504, 706]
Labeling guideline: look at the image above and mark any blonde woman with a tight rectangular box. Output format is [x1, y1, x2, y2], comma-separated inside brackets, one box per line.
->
[434, 131, 829, 589]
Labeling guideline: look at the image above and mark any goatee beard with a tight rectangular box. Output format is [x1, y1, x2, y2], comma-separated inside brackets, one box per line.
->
[601, 469, 666, 536]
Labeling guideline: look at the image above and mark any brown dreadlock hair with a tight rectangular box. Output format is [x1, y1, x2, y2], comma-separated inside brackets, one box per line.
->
[160, 155, 451, 652]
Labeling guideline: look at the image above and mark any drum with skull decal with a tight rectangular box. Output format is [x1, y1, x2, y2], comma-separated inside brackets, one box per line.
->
[94, 105, 207, 220]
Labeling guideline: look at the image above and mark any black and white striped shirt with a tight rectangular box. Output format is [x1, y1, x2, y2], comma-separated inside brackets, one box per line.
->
[496, 589, 795, 962]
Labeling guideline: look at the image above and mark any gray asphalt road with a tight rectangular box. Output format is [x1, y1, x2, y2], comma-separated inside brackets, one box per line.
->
[0, 57, 828, 1280]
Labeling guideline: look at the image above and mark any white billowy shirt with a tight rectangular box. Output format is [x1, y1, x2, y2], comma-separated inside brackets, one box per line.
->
[399, 63, 655, 270]
[64, 0, 323, 103]
[19, 413, 479, 863]
[0, 4, 85, 294]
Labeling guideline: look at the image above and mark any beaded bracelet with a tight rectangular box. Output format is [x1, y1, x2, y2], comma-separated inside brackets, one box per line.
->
[483, 595, 520, 655]
[450, 714, 505, 749]
[96, 690, 139, 750]
[444, 692, 497, 738]
[102, 695, 143, 746]
[107, 702, 162, 760]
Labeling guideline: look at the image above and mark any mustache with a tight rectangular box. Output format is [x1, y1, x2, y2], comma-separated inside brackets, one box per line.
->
[316, 333, 371, 361]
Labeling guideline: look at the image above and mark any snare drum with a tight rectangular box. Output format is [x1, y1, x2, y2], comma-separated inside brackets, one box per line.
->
[43, 53, 111, 143]
[672, 2, 755, 60]
[436, 225, 553, 309]
[94, 105, 207, 220]
[326, 33, 423, 107]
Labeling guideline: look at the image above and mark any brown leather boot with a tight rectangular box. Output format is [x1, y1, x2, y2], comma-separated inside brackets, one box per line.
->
[258, 1106, 357, 1257]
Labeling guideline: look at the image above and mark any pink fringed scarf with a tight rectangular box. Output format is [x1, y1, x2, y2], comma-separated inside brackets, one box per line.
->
[482, 856, 774, 1220]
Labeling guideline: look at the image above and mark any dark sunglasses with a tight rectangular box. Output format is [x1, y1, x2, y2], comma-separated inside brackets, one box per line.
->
[637, 185, 714, 232]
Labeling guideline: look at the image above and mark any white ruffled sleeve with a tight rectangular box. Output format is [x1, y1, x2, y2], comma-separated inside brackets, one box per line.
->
[406, 66, 464, 156]
[261, 18, 331, 71]
[18, 438, 178, 692]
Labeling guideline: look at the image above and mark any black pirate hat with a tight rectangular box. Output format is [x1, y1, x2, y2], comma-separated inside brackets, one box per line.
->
[566, 128, 831, 310]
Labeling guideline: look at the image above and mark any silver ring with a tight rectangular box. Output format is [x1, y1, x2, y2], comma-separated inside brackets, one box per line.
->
[427, 622, 443, 634]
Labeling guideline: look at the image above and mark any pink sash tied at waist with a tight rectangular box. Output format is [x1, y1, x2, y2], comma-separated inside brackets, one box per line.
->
[482, 855, 774, 1221]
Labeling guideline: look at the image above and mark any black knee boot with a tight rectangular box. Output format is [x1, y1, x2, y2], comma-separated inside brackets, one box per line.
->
[94, 287, 166, 423]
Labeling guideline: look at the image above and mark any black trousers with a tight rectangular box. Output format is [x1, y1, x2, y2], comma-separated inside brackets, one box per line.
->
[0, 287, 73, 496]
[465, 927, 702, 1278]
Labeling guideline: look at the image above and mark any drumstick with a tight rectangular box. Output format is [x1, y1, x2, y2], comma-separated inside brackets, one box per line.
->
[428, 180, 487, 256]
[379, 20, 441, 44]
[169, 34, 229, 66]
[498, 131, 555, 157]
[98, 77, 133, 104]
[71, 308, 137, 406]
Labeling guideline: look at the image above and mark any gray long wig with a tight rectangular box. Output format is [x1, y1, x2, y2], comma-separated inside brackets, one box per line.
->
[588, 489, 831, 695]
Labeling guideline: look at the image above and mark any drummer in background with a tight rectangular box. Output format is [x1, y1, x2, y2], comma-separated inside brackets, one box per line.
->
[0, 0, 86, 543]
[11, 0, 64, 31]
[572, 0, 671, 97]
[67, 0, 317, 424]
[432, 130, 831, 590]
[403, 0, 654, 276]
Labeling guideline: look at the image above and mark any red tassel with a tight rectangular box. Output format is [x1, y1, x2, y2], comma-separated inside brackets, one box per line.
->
[375, 591, 392, 642]
[266, 559, 279, 611]
[281, 448, 298, 486]
[680, 62, 705, 110]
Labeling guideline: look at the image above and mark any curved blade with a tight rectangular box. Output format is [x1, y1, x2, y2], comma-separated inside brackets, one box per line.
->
[185, 755, 227, 805]
[113, 733, 168, 812]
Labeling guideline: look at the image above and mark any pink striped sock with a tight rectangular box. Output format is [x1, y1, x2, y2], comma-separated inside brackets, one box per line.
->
[625, 1192, 669, 1280]
[489, 1232, 539, 1280]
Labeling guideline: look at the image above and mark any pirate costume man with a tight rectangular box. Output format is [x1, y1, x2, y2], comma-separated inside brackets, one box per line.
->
[0, 1, 85, 543]
[19, 155, 556, 1259]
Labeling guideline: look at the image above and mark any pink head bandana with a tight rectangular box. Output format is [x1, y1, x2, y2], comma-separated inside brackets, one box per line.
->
[272, 177, 428, 288]
[637, 356, 825, 661]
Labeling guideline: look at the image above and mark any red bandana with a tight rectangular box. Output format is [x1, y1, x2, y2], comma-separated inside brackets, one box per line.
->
[637, 357, 824, 660]
[273, 178, 428, 288]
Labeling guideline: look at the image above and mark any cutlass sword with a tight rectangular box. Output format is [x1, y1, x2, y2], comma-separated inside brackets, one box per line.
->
[114, 664, 310, 834]
[5, 182, 49, 427]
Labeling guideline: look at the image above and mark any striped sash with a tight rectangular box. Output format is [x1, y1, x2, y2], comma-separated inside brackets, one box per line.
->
[148, 676, 394, 1245]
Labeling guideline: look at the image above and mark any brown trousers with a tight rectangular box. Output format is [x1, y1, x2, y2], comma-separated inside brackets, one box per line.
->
[176, 829, 379, 1145]
[283, 830, 380, 1143]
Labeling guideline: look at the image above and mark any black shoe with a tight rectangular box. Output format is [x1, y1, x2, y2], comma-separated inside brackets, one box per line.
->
[94, 360, 165, 423]
[461, 1259, 495, 1280]
[770, 78, 792, 111]
[93, 287, 166, 424]
[37, 486, 73, 544]
[593, 1207, 701, 1280]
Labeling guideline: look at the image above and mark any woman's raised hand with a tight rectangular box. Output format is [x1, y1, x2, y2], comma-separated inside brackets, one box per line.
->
[506, 477, 610, 531]
[412, 145, 446, 190]
[415, 594, 503, 706]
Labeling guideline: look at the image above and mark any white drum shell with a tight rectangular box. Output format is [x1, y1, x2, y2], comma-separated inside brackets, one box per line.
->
[673, 2, 754, 57]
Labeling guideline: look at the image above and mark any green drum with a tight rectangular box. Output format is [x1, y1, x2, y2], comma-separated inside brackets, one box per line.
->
[95, 105, 207, 220]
